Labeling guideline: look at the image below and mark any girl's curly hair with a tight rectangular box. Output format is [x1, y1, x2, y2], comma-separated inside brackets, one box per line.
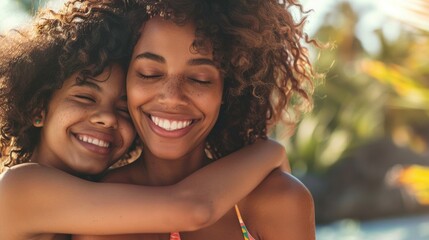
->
[1, 0, 317, 168]
[0, 0, 133, 168]
[126, 0, 317, 159]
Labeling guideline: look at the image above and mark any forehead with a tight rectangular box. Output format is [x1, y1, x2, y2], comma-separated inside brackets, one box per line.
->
[136, 18, 193, 46]
[133, 17, 212, 58]
[63, 64, 126, 90]
[140, 16, 196, 40]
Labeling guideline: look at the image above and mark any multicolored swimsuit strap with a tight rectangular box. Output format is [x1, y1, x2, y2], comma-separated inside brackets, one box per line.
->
[170, 232, 181, 240]
[235, 204, 256, 240]
[169, 205, 256, 240]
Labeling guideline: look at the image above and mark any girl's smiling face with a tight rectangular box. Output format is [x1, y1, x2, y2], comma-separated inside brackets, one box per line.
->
[34, 64, 136, 176]
[127, 17, 223, 162]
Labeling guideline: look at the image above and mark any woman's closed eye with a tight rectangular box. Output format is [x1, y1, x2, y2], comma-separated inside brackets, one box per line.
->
[188, 77, 211, 85]
[137, 72, 164, 79]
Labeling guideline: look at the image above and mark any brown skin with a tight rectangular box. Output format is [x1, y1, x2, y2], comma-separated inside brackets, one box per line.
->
[0, 140, 285, 240]
[33, 64, 135, 177]
[74, 17, 314, 240]
[0, 1, 292, 239]
[75, 167, 314, 240]
[0, 63, 285, 239]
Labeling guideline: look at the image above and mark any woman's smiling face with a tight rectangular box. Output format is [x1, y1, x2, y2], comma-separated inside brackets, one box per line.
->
[127, 17, 223, 161]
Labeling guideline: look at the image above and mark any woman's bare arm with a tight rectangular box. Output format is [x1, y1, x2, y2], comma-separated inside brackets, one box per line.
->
[0, 139, 284, 236]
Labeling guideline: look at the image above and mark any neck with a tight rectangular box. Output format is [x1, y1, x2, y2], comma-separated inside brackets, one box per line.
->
[31, 146, 58, 168]
[139, 145, 209, 186]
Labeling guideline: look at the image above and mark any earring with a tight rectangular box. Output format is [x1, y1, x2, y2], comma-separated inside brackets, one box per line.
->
[33, 109, 45, 127]
[34, 118, 43, 127]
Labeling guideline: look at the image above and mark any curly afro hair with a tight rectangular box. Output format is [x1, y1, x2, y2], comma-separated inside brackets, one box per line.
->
[0, 0, 318, 168]
[125, 0, 317, 159]
[0, 0, 133, 168]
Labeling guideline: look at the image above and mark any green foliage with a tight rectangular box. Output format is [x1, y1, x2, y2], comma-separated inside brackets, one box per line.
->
[282, 1, 429, 176]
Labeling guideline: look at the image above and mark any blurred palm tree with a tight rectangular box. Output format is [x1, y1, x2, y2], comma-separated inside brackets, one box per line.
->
[358, 2, 429, 215]
[362, 0, 429, 154]
[284, 0, 429, 176]
[280, 0, 429, 222]
[284, 2, 390, 175]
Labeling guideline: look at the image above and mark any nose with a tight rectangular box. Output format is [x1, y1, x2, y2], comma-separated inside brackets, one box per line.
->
[158, 76, 188, 107]
[89, 106, 118, 129]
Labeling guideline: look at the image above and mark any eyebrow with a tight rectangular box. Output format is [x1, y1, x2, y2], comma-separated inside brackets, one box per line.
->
[135, 52, 165, 63]
[72, 80, 101, 91]
[135, 51, 217, 67]
[74, 81, 128, 101]
[187, 58, 217, 67]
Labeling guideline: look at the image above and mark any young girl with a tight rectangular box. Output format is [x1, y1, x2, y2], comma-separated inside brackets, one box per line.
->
[0, 1, 286, 239]
[77, 0, 316, 239]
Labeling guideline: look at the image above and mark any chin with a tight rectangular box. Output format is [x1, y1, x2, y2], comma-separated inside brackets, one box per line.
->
[72, 164, 107, 177]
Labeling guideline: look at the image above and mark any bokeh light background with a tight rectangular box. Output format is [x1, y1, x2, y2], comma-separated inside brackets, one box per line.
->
[2, 1, 429, 239]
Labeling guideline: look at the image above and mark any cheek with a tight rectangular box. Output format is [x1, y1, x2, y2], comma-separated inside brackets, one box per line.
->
[126, 90, 144, 127]
[211, 90, 224, 120]
[197, 91, 223, 118]
[120, 120, 137, 145]
[126, 92, 140, 115]
[127, 79, 150, 108]
[45, 105, 76, 128]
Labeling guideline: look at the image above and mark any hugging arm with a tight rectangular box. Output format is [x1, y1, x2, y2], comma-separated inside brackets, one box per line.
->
[177, 139, 286, 225]
[0, 139, 284, 236]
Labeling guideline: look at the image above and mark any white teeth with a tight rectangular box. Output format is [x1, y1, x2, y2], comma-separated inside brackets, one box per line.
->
[171, 121, 177, 129]
[151, 116, 192, 131]
[77, 135, 110, 148]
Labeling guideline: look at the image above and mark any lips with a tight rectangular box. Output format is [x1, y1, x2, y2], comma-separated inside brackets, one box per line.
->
[76, 134, 110, 148]
[150, 115, 192, 131]
[73, 132, 115, 155]
[145, 113, 197, 138]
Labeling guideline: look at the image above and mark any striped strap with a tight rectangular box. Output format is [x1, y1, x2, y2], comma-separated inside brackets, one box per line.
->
[235, 205, 255, 240]
[170, 232, 181, 240]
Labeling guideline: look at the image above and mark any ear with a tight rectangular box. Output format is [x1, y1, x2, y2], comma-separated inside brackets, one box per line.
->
[33, 111, 46, 127]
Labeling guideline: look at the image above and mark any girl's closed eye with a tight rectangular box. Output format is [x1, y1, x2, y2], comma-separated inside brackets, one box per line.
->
[74, 94, 96, 103]
[117, 106, 131, 118]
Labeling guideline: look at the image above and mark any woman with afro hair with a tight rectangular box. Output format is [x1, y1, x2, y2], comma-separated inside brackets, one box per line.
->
[77, 0, 317, 239]
[0, 0, 287, 239]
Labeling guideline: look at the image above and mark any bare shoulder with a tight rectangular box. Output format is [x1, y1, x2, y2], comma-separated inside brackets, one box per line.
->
[244, 168, 315, 239]
[247, 168, 313, 209]
[0, 163, 73, 234]
[0, 163, 57, 193]
[0, 163, 84, 205]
